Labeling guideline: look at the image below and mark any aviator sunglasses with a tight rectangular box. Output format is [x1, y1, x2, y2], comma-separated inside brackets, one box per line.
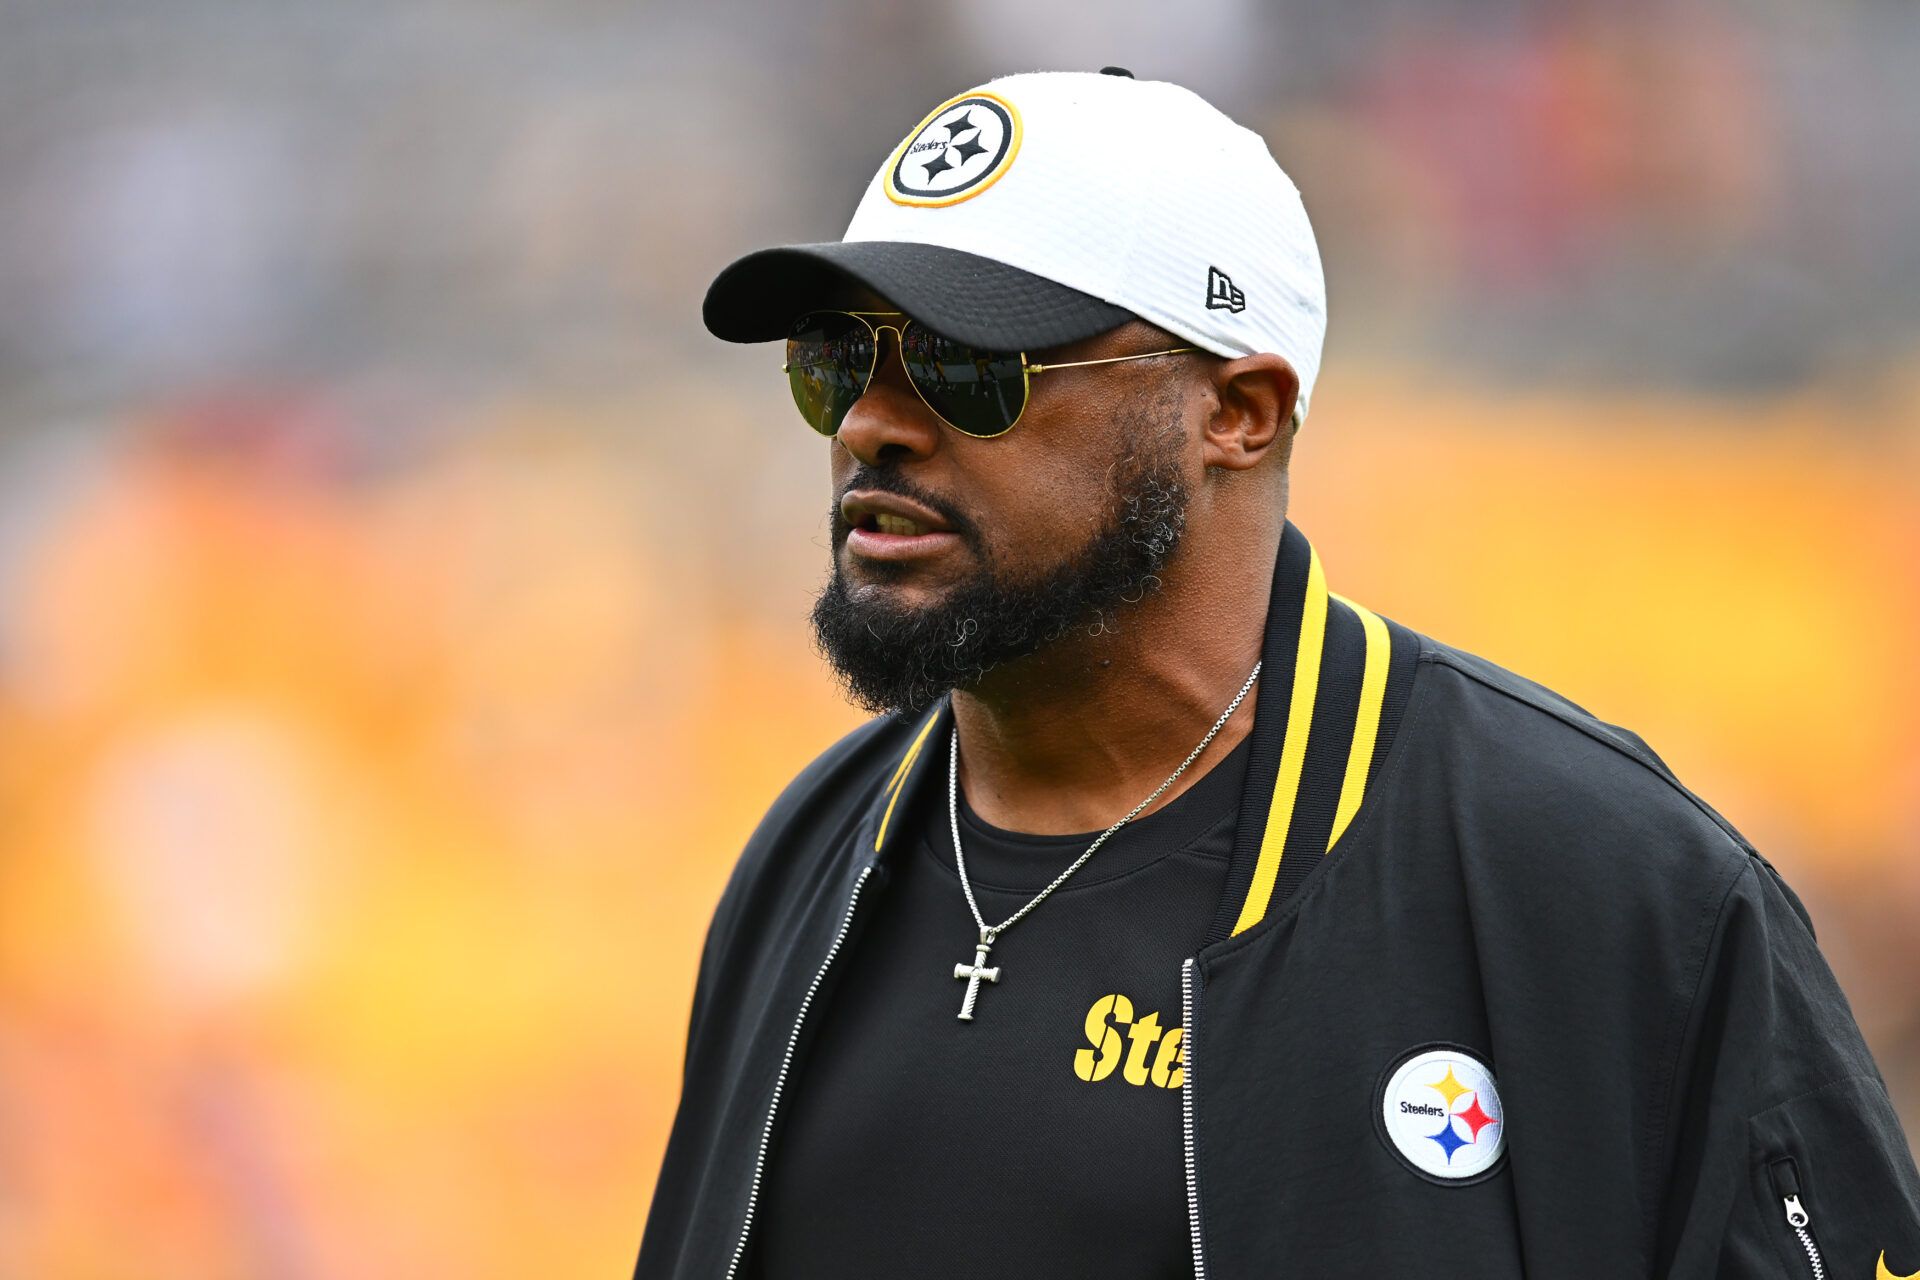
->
[783, 309, 1198, 438]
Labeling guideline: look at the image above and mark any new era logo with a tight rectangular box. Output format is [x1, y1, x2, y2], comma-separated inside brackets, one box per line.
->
[1206, 266, 1245, 313]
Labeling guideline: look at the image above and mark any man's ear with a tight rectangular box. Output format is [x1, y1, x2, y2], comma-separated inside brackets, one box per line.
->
[1202, 353, 1299, 472]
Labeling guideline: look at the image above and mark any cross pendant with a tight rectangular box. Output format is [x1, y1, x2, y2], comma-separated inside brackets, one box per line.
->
[951, 929, 1001, 1022]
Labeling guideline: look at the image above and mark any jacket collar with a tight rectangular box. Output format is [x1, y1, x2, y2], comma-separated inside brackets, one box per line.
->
[855, 517, 1401, 944]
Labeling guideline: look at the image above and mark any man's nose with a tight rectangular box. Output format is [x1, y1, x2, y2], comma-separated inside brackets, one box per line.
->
[835, 330, 944, 466]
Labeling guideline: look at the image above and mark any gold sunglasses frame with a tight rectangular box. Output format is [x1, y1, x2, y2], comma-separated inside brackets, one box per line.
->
[782, 309, 1199, 438]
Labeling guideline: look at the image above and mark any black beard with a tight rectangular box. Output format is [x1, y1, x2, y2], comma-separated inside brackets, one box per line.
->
[808, 405, 1191, 718]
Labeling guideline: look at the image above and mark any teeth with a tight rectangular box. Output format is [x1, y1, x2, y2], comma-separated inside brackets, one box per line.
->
[873, 513, 926, 536]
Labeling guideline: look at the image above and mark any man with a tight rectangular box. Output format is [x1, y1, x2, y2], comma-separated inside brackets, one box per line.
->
[634, 69, 1920, 1279]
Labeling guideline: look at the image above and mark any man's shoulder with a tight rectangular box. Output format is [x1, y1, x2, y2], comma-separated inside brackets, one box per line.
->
[759, 708, 933, 829]
[701, 709, 935, 956]
[1401, 627, 1760, 900]
[727, 707, 936, 883]
[1415, 632, 1677, 776]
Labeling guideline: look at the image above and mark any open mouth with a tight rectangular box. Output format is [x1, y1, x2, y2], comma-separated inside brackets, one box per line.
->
[857, 511, 934, 537]
[838, 488, 963, 561]
[845, 510, 960, 562]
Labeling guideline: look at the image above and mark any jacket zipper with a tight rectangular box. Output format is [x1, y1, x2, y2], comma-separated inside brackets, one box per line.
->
[1181, 955, 1207, 1279]
[722, 864, 875, 1280]
[1768, 1157, 1827, 1280]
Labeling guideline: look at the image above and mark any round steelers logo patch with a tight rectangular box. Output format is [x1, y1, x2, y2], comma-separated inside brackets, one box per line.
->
[1375, 1044, 1507, 1184]
[885, 91, 1022, 207]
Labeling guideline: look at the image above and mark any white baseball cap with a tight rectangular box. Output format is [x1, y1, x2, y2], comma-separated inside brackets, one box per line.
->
[704, 67, 1328, 426]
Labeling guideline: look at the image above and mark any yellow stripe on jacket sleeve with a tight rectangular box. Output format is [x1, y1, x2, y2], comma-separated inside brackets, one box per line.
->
[1327, 591, 1388, 850]
[1230, 546, 1328, 936]
[875, 709, 943, 851]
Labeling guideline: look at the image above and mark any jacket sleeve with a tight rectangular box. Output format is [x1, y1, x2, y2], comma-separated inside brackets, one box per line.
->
[634, 814, 772, 1280]
[674, 808, 769, 1088]
[680, 886, 728, 1086]
[1656, 851, 1920, 1277]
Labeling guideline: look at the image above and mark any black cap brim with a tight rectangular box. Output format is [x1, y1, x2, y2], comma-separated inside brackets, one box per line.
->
[702, 240, 1135, 351]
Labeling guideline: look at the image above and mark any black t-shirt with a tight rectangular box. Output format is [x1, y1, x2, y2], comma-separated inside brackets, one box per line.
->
[746, 726, 1252, 1279]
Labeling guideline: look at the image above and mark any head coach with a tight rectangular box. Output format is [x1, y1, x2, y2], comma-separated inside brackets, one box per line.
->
[633, 69, 1920, 1279]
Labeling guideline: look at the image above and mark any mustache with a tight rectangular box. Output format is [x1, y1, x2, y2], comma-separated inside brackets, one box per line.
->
[832, 465, 979, 543]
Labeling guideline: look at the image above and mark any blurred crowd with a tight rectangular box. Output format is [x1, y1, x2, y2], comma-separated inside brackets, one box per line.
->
[0, 1, 1915, 1276]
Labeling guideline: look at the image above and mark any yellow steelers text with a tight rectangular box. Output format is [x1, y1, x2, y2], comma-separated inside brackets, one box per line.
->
[1073, 993, 1185, 1088]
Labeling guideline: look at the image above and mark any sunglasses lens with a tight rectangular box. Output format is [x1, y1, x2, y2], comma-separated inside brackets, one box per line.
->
[899, 325, 1028, 437]
[786, 312, 875, 435]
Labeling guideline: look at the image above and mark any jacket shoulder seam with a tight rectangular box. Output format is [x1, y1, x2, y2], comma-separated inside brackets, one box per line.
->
[1646, 844, 1753, 1264]
[1745, 1070, 1895, 1124]
[1418, 643, 1756, 856]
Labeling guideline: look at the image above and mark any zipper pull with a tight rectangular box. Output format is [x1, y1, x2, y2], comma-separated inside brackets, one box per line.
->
[1766, 1156, 1831, 1278]
[1768, 1157, 1811, 1227]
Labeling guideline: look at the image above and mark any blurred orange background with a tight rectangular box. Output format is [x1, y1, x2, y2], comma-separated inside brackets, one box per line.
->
[1, 3, 1916, 1277]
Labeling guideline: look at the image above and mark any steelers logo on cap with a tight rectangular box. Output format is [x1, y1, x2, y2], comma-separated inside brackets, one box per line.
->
[1375, 1044, 1508, 1184]
[885, 90, 1022, 208]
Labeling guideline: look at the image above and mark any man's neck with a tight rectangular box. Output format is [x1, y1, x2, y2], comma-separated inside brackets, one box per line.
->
[947, 539, 1275, 837]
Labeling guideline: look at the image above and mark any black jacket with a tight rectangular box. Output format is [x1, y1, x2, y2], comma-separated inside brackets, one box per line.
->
[634, 518, 1920, 1278]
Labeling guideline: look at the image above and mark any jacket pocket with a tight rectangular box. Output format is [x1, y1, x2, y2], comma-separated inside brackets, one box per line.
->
[1766, 1155, 1828, 1279]
[1740, 1074, 1920, 1280]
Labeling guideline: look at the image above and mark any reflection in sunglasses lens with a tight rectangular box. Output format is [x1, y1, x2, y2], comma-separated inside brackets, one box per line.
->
[901, 325, 1027, 437]
[786, 312, 876, 435]
[785, 313, 1028, 437]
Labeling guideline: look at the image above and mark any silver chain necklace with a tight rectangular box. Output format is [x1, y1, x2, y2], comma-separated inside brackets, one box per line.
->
[947, 660, 1262, 1021]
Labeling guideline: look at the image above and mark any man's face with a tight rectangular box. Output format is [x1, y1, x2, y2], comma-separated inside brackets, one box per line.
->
[808, 296, 1203, 716]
